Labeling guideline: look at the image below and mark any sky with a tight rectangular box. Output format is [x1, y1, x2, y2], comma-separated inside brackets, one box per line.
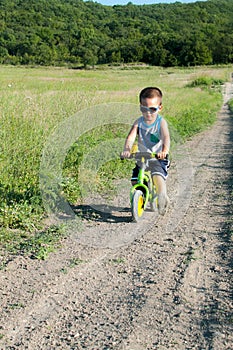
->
[93, 0, 207, 5]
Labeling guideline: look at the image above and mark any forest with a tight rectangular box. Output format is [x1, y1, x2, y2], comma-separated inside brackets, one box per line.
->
[0, 0, 232, 67]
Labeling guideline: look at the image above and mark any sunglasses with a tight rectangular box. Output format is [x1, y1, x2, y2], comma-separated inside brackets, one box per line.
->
[140, 105, 160, 114]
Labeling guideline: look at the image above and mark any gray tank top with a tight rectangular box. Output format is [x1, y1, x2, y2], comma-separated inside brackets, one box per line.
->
[137, 115, 162, 153]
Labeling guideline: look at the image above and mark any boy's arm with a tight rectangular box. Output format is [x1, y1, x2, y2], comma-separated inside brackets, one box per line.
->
[158, 119, 170, 159]
[121, 122, 138, 158]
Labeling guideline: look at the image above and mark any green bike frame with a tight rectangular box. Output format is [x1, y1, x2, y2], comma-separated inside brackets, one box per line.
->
[130, 157, 152, 208]
[130, 154, 157, 211]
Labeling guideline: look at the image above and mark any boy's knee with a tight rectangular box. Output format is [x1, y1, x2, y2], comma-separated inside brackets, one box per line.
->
[152, 174, 166, 194]
[152, 174, 165, 184]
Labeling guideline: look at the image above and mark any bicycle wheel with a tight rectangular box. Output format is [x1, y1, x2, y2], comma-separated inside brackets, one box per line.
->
[131, 190, 145, 222]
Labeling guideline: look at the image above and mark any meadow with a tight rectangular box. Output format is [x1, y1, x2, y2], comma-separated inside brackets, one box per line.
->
[0, 64, 232, 259]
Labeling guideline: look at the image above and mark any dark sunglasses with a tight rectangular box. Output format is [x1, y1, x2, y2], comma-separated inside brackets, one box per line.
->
[140, 105, 160, 114]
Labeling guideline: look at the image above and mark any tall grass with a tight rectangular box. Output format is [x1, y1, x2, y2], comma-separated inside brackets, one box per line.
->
[0, 64, 232, 255]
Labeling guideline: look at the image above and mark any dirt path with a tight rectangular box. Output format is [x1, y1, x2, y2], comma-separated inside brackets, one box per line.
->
[0, 82, 232, 350]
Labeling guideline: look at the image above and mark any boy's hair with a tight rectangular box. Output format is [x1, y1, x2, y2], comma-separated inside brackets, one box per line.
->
[139, 87, 163, 104]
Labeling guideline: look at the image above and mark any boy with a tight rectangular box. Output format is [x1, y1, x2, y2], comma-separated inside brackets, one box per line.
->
[121, 87, 170, 215]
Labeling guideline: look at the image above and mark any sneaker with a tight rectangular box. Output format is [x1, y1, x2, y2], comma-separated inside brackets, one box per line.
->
[158, 193, 169, 215]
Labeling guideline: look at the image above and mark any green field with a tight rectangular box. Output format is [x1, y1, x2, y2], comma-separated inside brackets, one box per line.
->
[0, 64, 232, 259]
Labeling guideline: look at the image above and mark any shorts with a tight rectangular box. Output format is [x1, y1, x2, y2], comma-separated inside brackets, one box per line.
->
[131, 159, 170, 181]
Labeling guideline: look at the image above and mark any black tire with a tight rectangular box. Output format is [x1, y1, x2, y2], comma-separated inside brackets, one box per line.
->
[131, 190, 145, 222]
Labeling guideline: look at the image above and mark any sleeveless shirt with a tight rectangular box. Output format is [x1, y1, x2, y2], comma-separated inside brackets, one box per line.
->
[137, 115, 163, 153]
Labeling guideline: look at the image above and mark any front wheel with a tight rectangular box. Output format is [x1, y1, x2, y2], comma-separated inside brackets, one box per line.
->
[131, 190, 145, 222]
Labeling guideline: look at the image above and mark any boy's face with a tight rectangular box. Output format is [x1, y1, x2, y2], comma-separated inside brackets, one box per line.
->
[140, 97, 162, 124]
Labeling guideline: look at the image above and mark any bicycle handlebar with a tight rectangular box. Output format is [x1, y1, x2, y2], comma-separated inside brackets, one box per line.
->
[120, 152, 159, 161]
[130, 152, 159, 160]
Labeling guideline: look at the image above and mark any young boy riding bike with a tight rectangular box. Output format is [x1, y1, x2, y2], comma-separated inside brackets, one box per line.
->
[121, 87, 170, 215]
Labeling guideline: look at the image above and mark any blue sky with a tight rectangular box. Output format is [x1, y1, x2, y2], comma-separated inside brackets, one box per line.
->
[93, 0, 206, 5]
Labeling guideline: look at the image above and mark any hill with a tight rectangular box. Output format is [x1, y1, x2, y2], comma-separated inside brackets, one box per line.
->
[0, 0, 232, 66]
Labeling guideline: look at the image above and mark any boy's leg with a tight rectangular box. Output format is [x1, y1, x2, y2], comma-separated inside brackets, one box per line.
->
[131, 164, 139, 186]
[152, 174, 167, 195]
[152, 174, 169, 215]
[150, 158, 170, 215]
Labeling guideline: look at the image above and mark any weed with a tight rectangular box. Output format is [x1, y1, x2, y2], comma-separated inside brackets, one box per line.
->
[109, 257, 125, 264]
[228, 98, 233, 113]
[0, 260, 7, 271]
[60, 257, 85, 274]
[8, 303, 24, 309]
[68, 257, 85, 267]
[60, 267, 68, 274]
[182, 247, 198, 265]
[2, 225, 66, 260]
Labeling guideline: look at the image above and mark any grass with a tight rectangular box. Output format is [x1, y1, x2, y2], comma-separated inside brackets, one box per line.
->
[0, 225, 66, 261]
[60, 257, 85, 274]
[0, 64, 232, 259]
[182, 247, 199, 265]
[228, 98, 233, 113]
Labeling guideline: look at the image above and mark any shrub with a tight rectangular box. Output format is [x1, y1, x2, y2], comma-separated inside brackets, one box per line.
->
[188, 76, 224, 88]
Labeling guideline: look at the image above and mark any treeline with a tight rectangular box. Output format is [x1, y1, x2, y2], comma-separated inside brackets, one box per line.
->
[0, 0, 232, 67]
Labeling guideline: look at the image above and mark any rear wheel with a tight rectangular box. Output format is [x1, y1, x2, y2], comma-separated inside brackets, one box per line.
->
[131, 190, 145, 222]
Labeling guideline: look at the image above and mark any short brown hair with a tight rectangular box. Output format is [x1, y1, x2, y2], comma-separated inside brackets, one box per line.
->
[139, 87, 163, 104]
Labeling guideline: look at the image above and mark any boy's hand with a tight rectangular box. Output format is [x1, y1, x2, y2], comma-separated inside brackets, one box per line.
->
[120, 150, 131, 159]
[157, 151, 168, 160]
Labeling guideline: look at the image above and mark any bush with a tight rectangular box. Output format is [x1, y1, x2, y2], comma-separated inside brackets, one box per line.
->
[188, 76, 224, 88]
